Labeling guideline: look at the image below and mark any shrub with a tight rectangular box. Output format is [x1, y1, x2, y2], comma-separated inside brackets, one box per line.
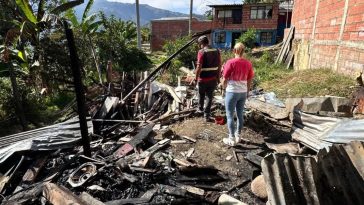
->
[237, 28, 257, 50]
[162, 36, 198, 85]
[163, 36, 198, 68]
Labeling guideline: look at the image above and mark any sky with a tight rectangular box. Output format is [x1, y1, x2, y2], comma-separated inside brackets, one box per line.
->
[109, 0, 242, 14]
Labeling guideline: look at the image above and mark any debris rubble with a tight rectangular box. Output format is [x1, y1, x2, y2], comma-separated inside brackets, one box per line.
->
[1, 35, 364, 205]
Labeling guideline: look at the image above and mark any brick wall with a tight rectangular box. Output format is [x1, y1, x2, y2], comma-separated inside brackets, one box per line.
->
[212, 3, 279, 30]
[292, 0, 364, 75]
[151, 3, 281, 51]
[242, 3, 279, 30]
[151, 19, 211, 51]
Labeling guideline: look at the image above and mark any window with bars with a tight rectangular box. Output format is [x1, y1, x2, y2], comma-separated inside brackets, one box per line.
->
[260, 32, 273, 44]
[250, 6, 273, 19]
[215, 32, 226, 43]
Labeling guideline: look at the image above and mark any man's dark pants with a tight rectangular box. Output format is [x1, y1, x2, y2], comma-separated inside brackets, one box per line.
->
[198, 80, 217, 118]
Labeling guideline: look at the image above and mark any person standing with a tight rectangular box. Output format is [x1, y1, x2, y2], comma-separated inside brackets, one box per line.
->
[221, 43, 254, 146]
[195, 35, 221, 122]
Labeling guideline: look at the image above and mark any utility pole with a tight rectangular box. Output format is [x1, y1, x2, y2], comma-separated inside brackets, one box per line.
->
[136, 0, 141, 49]
[189, 0, 193, 35]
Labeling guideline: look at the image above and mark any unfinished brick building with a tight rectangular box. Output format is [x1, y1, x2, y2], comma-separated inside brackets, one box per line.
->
[150, 17, 211, 51]
[292, 0, 364, 75]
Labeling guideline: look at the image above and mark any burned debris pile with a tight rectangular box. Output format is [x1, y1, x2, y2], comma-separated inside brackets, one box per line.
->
[0, 72, 225, 204]
[1, 30, 364, 205]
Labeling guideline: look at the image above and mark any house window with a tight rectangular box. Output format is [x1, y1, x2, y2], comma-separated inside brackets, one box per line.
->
[250, 6, 273, 19]
[260, 32, 273, 44]
[215, 32, 226, 43]
[232, 9, 242, 24]
[218, 10, 232, 18]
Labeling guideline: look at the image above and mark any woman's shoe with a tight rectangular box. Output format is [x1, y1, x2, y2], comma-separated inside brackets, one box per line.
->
[223, 138, 236, 146]
[234, 133, 241, 144]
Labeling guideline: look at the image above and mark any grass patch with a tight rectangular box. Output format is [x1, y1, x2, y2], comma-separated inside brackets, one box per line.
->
[259, 68, 356, 98]
[149, 49, 356, 99]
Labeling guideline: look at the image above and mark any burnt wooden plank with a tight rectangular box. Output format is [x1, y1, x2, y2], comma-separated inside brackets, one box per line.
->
[22, 156, 48, 184]
[43, 183, 88, 205]
[114, 123, 155, 158]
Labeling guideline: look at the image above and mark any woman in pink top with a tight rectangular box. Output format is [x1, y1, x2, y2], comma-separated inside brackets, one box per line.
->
[221, 43, 254, 146]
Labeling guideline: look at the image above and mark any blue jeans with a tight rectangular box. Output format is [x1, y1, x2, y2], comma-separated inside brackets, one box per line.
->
[225, 92, 247, 138]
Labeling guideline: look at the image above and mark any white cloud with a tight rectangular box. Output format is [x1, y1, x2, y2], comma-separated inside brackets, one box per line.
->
[108, 0, 238, 14]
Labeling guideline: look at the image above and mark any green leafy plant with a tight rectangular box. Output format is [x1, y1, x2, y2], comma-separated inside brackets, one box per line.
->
[163, 36, 198, 68]
[237, 28, 257, 50]
[162, 36, 198, 84]
[97, 13, 151, 72]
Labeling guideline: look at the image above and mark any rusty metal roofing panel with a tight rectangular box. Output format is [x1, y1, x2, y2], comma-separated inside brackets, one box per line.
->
[262, 141, 364, 205]
[292, 110, 364, 151]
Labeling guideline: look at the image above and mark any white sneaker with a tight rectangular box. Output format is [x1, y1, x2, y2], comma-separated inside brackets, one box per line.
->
[234, 133, 241, 144]
[223, 138, 236, 146]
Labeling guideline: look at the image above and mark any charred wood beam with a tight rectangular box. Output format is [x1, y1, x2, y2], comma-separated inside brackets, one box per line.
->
[121, 30, 211, 103]
[152, 109, 196, 123]
[22, 155, 48, 184]
[114, 123, 155, 158]
[105, 197, 150, 205]
[92, 119, 143, 123]
[64, 21, 91, 157]
[1, 183, 44, 205]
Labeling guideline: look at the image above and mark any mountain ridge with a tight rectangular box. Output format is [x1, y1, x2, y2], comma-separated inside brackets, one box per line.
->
[74, 0, 204, 26]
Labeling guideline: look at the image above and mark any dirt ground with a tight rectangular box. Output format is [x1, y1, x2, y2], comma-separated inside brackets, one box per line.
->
[162, 115, 290, 205]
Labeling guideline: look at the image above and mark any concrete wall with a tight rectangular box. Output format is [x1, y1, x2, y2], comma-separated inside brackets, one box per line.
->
[292, 0, 364, 75]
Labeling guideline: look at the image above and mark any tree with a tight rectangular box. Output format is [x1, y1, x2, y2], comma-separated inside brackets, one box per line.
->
[0, 0, 84, 130]
[63, 0, 104, 84]
[204, 10, 213, 20]
[141, 27, 150, 43]
[163, 36, 198, 84]
[96, 13, 151, 73]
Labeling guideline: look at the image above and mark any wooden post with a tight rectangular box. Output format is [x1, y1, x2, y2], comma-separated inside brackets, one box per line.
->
[64, 21, 91, 157]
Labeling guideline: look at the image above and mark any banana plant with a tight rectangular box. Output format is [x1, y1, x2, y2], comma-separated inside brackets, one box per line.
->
[0, 45, 30, 130]
[63, 0, 104, 84]
[1, 0, 84, 130]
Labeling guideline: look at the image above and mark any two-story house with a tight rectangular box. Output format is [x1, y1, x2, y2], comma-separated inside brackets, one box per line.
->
[209, 3, 279, 49]
[150, 2, 292, 51]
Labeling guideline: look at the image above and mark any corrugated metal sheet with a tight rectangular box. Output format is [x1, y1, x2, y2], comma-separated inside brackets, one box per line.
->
[285, 96, 351, 115]
[262, 141, 364, 205]
[207, 4, 244, 7]
[292, 110, 364, 151]
[0, 117, 93, 164]
[0, 117, 92, 149]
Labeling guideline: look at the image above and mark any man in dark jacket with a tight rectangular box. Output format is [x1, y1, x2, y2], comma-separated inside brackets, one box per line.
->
[194, 35, 221, 122]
